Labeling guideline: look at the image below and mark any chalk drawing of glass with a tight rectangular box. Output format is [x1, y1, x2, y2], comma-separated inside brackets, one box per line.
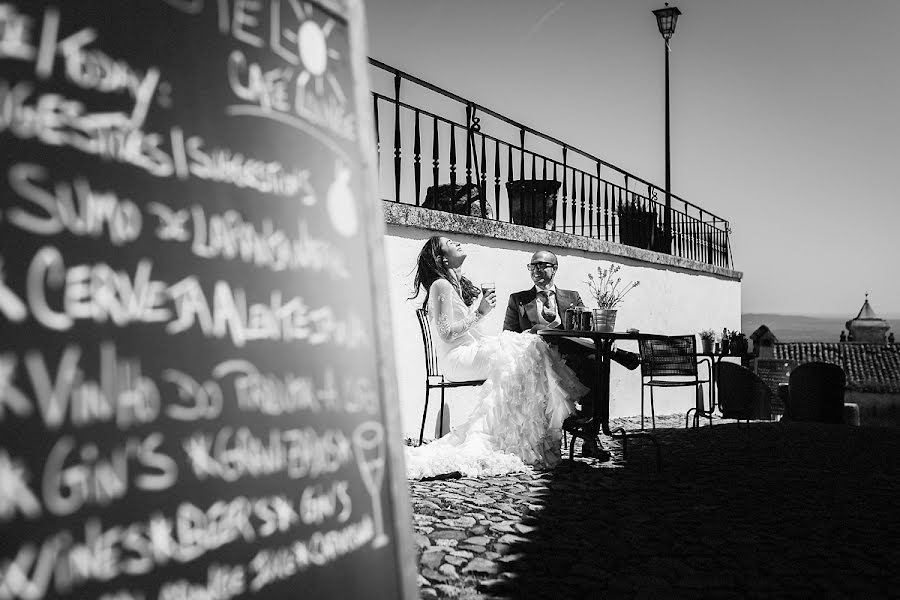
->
[352, 421, 389, 548]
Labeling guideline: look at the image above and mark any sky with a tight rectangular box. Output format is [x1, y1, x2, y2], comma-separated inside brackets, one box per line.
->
[364, 0, 900, 317]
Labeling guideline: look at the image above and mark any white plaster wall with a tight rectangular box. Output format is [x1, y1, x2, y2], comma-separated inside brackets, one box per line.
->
[384, 224, 742, 439]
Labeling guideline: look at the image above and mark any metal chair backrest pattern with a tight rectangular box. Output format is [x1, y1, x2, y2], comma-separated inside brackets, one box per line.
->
[638, 335, 710, 429]
[639, 335, 700, 379]
[787, 361, 846, 424]
[717, 362, 773, 422]
[414, 308, 486, 445]
[416, 308, 441, 378]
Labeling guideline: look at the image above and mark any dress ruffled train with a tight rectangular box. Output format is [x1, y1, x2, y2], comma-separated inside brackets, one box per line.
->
[405, 331, 588, 479]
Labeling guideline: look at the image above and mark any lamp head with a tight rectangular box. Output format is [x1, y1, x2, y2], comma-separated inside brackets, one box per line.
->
[652, 3, 682, 41]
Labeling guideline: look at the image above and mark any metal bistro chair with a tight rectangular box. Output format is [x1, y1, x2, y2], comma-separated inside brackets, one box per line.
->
[638, 335, 712, 429]
[782, 361, 846, 424]
[716, 362, 773, 425]
[415, 308, 486, 446]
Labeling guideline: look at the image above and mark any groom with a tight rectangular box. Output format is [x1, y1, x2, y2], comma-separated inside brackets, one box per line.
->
[502, 250, 640, 460]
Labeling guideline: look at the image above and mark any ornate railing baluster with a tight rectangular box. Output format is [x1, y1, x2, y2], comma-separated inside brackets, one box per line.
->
[570, 168, 578, 235]
[579, 172, 586, 237]
[693, 215, 699, 262]
[449, 123, 457, 206]
[432, 116, 439, 198]
[479, 132, 488, 217]
[413, 109, 421, 205]
[552, 161, 558, 231]
[612, 183, 619, 243]
[699, 209, 706, 263]
[623, 176, 630, 245]
[494, 140, 501, 220]
[519, 129, 526, 226]
[587, 172, 594, 238]
[561, 147, 568, 233]
[507, 145, 514, 220]
[393, 74, 401, 203]
[530, 152, 537, 228]
[600, 165, 608, 241]
[465, 103, 473, 208]
[373, 95, 381, 175]
[684, 211, 697, 260]
[541, 157, 548, 230]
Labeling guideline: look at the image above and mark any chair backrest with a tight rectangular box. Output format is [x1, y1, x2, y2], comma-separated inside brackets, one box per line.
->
[415, 308, 442, 378]
[787, 361, 845, 423]
[639, 335, 699, 378]
[717, 362, 773, 420]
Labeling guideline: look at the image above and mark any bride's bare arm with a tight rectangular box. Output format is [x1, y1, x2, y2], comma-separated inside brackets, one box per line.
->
[428, 279, 485, 342]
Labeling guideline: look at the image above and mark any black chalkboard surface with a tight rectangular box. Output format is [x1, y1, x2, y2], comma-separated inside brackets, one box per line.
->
[0, 1, 415, 598]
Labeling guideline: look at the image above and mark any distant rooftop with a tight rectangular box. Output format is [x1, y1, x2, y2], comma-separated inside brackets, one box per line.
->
[855, 293, 880, 320]
[774, 342, 900, 393]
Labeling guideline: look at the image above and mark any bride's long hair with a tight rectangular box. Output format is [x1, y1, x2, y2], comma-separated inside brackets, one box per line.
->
[412, 236, 480, 311]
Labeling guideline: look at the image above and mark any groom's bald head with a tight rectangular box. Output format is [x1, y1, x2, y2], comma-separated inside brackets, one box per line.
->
[528, 250, 559, 286]
[529, 250, 558, 267]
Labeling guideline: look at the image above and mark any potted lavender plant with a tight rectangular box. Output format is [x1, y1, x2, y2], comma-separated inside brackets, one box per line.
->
[586, 264, 640, 332]
[699, 329, 716, 354]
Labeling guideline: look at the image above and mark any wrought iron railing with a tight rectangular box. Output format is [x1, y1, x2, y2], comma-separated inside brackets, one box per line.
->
[369, 58, 732, 269]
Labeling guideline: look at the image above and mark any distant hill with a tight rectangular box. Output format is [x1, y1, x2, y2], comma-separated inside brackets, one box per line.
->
[742, 313, 899, 343]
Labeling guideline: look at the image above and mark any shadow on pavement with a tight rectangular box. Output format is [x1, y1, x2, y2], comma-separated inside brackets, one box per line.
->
[482, 423, 900, 599]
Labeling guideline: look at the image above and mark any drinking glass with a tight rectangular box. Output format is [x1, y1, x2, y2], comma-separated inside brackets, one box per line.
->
[352, 421, 389, 548]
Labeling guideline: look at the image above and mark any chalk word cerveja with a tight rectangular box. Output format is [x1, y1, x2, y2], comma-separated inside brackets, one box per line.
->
[19, 245, 366, 349]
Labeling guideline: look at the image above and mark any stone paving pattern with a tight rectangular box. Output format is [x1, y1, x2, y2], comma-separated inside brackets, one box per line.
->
[408, 415, 900, 599]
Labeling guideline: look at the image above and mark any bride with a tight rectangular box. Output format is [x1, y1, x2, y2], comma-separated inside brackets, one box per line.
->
[405, 236, 589, 479]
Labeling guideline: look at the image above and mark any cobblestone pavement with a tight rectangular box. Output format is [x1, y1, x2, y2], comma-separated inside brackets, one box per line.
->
[408, 414, 900, 599]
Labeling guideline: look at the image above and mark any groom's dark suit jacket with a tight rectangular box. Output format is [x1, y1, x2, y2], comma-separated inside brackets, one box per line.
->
[502, 287, 584, 333]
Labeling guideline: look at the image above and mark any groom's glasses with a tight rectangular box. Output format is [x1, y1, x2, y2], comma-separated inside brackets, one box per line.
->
[527, 262, 557, 272]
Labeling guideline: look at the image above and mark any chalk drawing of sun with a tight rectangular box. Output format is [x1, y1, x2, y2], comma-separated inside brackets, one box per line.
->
[290, 2, 346, 103]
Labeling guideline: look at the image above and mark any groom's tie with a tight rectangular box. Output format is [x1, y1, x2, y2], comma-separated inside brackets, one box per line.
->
[539, 290, 557, 323]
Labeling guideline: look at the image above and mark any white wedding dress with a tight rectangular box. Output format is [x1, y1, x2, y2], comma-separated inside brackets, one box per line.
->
[405, 279, 588, 479]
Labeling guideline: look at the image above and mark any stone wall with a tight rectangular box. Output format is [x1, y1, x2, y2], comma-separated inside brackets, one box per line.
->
[381, 202, 743, 439]
[844, 391, 900, 419]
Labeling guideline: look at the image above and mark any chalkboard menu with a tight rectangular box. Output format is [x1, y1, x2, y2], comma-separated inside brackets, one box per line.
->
[0, 1, 416, 598]
[754, 359, 799, 415]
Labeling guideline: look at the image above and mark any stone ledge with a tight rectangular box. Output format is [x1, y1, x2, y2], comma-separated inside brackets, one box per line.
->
[383, 201, 742, 280]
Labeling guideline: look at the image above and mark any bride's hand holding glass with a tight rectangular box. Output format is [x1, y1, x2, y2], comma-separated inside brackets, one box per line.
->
[477, 288, 496, 316]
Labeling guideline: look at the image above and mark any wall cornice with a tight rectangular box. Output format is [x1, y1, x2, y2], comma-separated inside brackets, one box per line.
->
[383, 201, 742, 281]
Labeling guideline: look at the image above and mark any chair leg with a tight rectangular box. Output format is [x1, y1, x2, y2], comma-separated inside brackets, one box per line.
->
[419, 384, 431, 446]
[650, 386, 656, 430]
[640, 384, 646, 430]
[438, 386, 446, 439]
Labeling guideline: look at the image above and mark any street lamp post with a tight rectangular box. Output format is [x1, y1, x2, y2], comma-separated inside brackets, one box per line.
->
[652, 3, 681, 254]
